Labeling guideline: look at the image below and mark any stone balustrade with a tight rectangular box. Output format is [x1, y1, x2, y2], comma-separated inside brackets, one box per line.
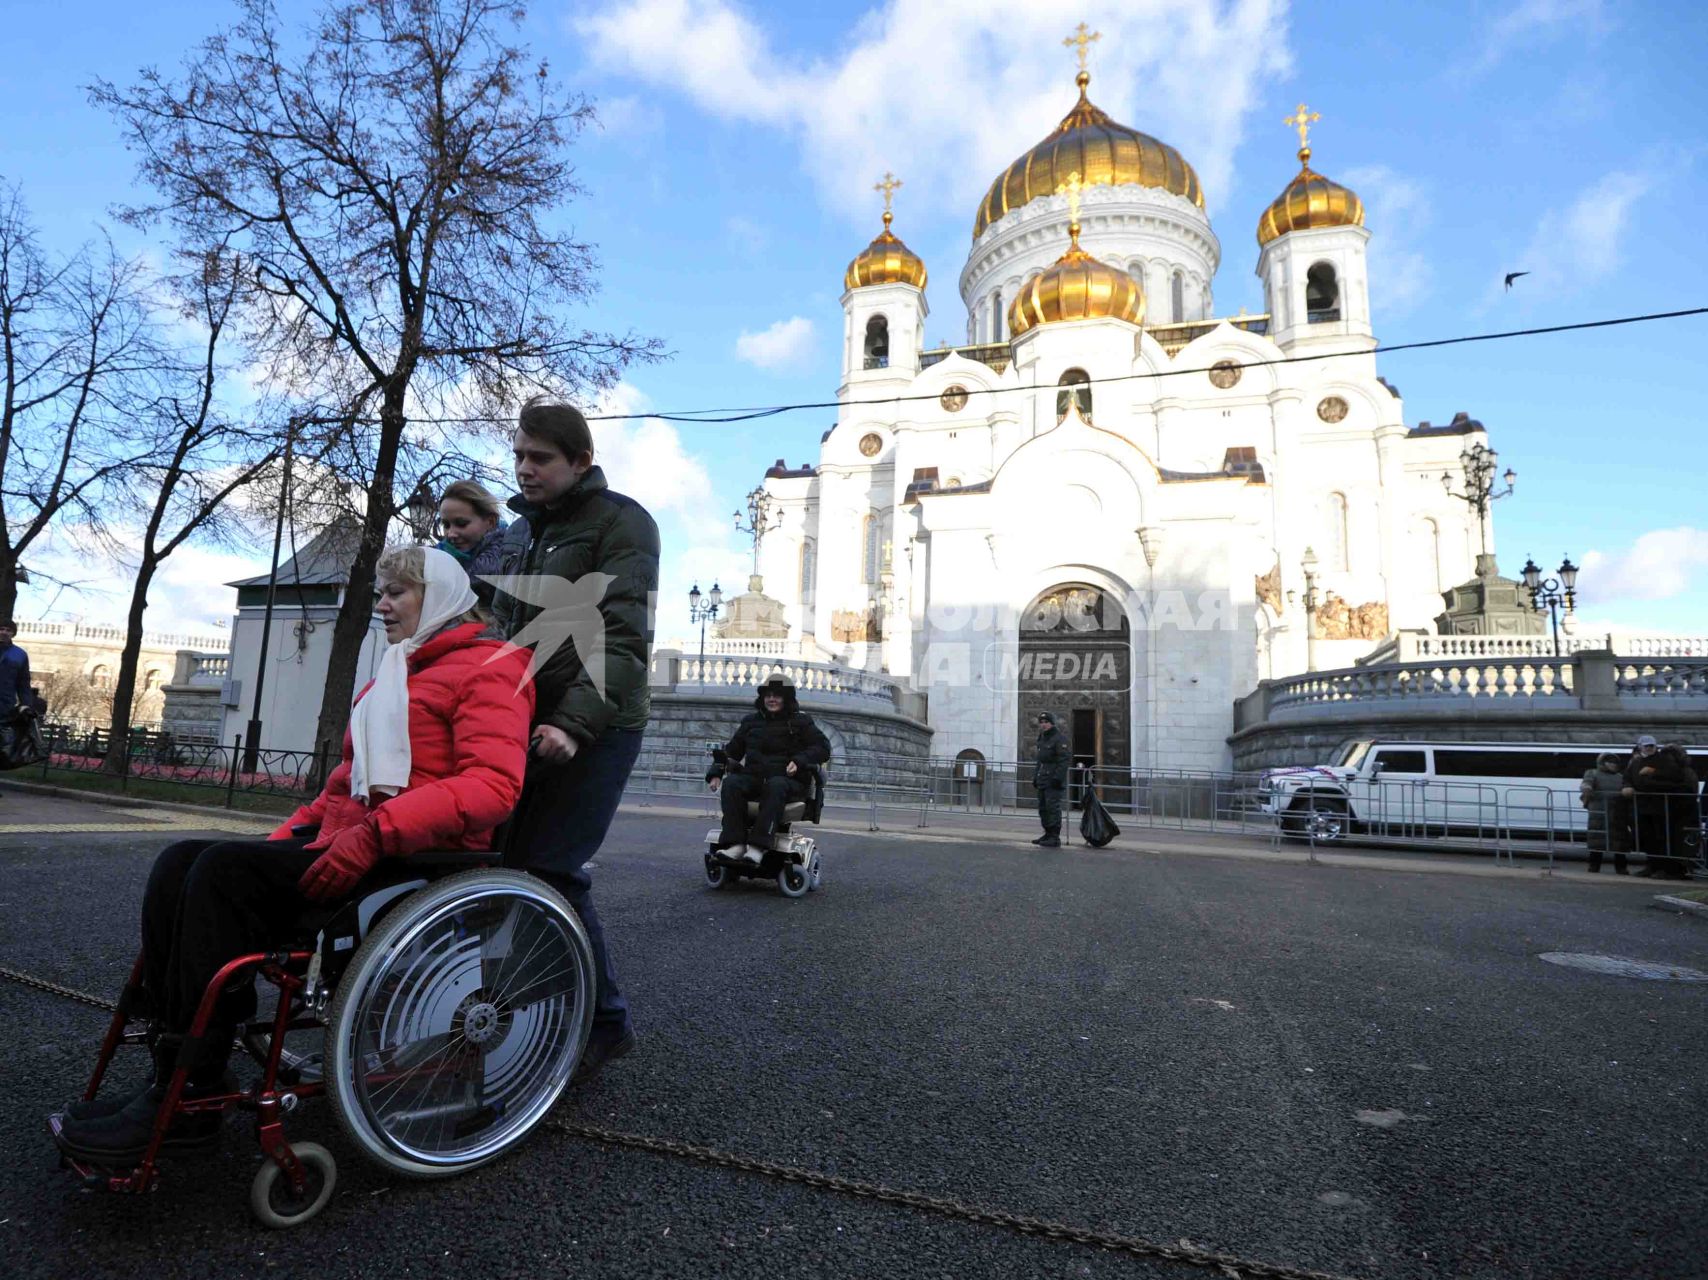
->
[1359, 631, 1708, 664]
[18, 620, 228, 653]
[650, 649, 927, 722]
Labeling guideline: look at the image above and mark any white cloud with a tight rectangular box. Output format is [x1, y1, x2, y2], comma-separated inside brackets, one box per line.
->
[572, 0, 1292, 220]
[1578, 527, 1708, 604]
[1505, 169, 1655, 299]
[1469, 0, 1609, 73]
[1340, 164, 1431, 316]
[734, 316, 816, 371]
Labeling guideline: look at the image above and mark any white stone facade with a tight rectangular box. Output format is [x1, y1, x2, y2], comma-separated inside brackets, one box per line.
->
[755, 155, 1488, 774]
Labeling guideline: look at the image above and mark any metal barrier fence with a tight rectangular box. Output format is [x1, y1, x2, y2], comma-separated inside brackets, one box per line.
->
[30, 722, 334, 805]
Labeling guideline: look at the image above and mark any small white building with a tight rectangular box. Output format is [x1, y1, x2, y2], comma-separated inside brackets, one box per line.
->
[751, 69, 1492, 775]
[219, 517, 386, 754]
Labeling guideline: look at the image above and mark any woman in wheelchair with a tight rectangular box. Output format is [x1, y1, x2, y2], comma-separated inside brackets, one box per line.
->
[50, 545, 534, 1164]
[706, 674, 831, 862]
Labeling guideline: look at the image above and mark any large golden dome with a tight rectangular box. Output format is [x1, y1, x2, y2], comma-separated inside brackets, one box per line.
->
[1007, 219, 1145, 337]
[1256, 145, 1364, 246]
[844, 211, 928, 291]
[973, 71, 1204, 240]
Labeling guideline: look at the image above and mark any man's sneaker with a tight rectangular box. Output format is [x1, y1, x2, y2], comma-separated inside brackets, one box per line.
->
[723, 844, 747, 861]
[1037, 835, 1062, 848]
[572, 1028, 636, 1085]
[741, 845, 764, 865]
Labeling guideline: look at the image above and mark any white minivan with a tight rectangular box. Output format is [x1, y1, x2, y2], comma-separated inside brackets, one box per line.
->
[1259, 740, 1708, 842]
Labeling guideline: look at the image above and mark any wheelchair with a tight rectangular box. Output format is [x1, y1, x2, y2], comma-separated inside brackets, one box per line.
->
[703, 755, 826, 898]
[51, 851, 595, 1228]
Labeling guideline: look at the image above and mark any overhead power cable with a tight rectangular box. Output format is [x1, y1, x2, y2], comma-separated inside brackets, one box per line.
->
[331, 305, 1708, 429]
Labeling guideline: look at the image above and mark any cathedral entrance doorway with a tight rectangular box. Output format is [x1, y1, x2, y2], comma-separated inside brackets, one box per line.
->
[1017, 584, 1132, 812]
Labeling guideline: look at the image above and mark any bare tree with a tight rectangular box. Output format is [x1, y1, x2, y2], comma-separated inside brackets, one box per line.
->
[0, 183, 165, 621]
[102, 246, 282, 770]
[93, 0, 661, 751]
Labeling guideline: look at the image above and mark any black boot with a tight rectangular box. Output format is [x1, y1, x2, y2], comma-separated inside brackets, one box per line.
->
[1038, 831, 1062, 848]
[52, 1032, 229, 1164]
[61, 1024, 167, 1122]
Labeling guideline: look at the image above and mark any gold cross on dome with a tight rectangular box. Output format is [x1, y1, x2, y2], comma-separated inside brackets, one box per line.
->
[874, 172, 902, 215]
[1063, 22, 1101, 72]
[1283, 102, 1321, 151]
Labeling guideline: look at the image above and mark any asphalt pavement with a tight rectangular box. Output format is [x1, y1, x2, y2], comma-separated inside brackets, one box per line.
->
[2, 792, 1705, 1279]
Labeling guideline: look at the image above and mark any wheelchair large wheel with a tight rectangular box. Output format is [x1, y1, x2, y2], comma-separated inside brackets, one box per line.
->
[324, 869, 594, 1179]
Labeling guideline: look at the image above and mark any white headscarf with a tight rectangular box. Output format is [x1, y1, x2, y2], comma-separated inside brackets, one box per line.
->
[349, 547, 479, 803]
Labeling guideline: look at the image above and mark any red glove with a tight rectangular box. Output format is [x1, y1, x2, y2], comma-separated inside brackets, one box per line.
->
[297, 821, 385, 902]
[267, 820, 297, 841]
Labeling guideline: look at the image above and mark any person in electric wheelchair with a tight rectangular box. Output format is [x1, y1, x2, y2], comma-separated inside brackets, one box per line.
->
[49, 545, 536, 1166]
[704, 674, 830, 893]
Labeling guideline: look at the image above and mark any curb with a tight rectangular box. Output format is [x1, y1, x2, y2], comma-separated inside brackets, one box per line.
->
[1653, 894, 1708, 919]
[0, 776, 279, 826]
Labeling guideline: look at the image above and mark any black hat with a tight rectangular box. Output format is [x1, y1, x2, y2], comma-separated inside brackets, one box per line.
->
[1037, 711, 1055, 725]
[759, 673, 795, 694]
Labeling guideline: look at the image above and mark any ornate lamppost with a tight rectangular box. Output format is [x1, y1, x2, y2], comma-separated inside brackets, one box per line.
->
[1439, 442, 1516, 558]
[688, 581, 723, 685]
[1521, 554, 1578, 656]
[1300, 545, 1320, 673]
[404, 481, 438, 545]
[734, 485, 781, 586]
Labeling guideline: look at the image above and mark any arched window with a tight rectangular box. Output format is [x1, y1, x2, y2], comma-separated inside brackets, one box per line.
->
[863, 315, 889, 369]
[861, 514, 886, 584]
[799, 538, 817, 601]
[1306, 262, 1340, 322]
[142, 668, 162, 692]
[1170, 271, 1184, 323]
[991, 290, 1004, 343]
[1056, 367, 1092, 422]
[1326, 493, 1349, 571]
[88, 664, 112, 690]
[1417, 518, 1442, 595]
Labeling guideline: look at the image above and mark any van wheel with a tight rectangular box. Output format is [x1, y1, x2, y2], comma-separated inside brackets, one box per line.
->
[1285, 796, 1348, 843]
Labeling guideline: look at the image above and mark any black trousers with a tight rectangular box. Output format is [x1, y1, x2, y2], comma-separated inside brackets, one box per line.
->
[718, 773, 808, 847]
[1037, 785, 1065, 836]
[140, 837, 320, 1033]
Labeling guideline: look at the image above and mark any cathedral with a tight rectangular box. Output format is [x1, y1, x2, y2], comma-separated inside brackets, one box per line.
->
[745, 39, 1488, 776]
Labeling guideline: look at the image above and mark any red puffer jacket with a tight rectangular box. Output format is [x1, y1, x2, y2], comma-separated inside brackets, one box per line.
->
[274, 622, 534, 854]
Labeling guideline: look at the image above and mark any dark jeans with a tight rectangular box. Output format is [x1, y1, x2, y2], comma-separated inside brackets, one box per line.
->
[1038, 785, 1065, 836]
[718, 772, 808, 847]
[502, 726, 643, 1038]
[141, 837, 320, 1032]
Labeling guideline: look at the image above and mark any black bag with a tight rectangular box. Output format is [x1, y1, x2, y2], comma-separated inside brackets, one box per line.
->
[1, 705, 46, 771]
[1079, 791, 1120, 848]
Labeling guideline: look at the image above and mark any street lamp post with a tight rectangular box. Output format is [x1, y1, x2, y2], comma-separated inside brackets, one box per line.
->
[244, 424, 295, 774]
[1300, 545, 1320, 673]
[688, 581, 723, 686]
[1439, 442, 1516, 558]
[734, 486, 781, 584]
[1521, 554, 1578, 656]
[404, 481, 437, 545]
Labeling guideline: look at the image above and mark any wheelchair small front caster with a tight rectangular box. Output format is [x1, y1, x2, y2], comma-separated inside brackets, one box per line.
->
[250, 1141, 337, 1228]
[777, 863, 810, 898]
[704, 859, 729, 889]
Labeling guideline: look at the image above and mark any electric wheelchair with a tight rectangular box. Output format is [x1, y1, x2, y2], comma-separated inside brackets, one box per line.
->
[52, 851, 594, 1228]
[702, 748, 826, 898]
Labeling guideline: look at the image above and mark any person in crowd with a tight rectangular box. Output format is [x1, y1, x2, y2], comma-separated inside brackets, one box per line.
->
[492, 394, 659, 1085]
[706, 674, 831, 861]
[436, 479, 513, 606]
[49, 546, 534, 1163]
[1032, 711, 1071, 848]
[1624, 735, 1697, 879]
[0, 617, 31, 716]
[1580, 752, 1630, 874]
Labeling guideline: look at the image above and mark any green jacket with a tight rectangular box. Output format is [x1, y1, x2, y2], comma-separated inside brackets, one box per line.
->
[492, 466, 659, 745]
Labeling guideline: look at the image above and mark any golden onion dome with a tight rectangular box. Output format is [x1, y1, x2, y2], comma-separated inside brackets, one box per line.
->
[1007, 219, 1145, 337]
[973, 70, 1204, 240]
[844, 211, 928, 292]
[1256, 144, 1364, 247]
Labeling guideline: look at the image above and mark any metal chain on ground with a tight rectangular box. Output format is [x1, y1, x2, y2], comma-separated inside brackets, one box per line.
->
[2, 965, 1362, 1280]
[0, 964, 121, 1013]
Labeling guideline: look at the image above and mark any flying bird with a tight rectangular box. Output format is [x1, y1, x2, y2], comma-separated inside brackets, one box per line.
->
[1504, 271, 1530, 291]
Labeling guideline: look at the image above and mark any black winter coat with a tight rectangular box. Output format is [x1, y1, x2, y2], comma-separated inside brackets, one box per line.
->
[1033, 726, 1070, 789]
[718, 689, 831, 781]
[492, 467, 659, 745]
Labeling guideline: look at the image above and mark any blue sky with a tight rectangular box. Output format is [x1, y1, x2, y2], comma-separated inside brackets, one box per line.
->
[3, 0, 1705, 644]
